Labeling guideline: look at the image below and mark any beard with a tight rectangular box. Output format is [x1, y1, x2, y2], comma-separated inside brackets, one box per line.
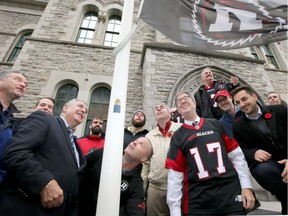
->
[132, 119, 145, 128]
[91, 127, 102, 135]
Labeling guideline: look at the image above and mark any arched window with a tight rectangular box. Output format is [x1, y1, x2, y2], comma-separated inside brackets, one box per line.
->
[84, 87, 111, 135]
[76, 12, 98, 44]
[8, 31, 32, 62]
[54, 84, 79, 116]
[104, 15, 121, 47]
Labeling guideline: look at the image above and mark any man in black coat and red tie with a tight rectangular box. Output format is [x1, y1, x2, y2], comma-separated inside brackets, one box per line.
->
[232, 85, 287, 215]
[0, 99, 87, 216]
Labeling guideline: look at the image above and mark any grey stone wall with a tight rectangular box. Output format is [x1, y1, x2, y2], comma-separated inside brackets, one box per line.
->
[0, 11, 40, 33]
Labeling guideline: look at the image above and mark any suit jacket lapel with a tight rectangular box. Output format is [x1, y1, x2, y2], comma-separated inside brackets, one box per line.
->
[56, 117, 80, 168]
[242, 117, 272, 144]
[262, 108, 278, 143]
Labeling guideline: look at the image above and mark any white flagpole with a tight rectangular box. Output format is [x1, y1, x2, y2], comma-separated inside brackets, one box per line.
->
[95, 0, 135, 215]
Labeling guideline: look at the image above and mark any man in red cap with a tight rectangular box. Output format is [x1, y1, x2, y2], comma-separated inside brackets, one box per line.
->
[214, 90, 241, 138]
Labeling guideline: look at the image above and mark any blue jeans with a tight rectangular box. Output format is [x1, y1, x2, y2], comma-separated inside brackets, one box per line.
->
[250, 160, 287, 214]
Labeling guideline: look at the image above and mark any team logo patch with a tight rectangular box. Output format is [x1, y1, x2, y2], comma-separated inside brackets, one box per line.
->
[234, 195, 243, 202]
[121, 180, 129, 191]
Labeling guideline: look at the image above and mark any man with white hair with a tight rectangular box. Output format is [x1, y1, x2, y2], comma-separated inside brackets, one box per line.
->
[142, 102, 181, 216]
[0, 99, 87, 216]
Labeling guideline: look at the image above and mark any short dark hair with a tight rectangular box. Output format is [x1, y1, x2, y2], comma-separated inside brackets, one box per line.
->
[231, 85, 254, 98]
[90, 116, 103, 124]
[35, 97, 55, 107]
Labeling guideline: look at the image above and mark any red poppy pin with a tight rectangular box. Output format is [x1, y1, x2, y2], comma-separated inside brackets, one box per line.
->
[264, 113, 272, 119]
[167, 132, 173, 138]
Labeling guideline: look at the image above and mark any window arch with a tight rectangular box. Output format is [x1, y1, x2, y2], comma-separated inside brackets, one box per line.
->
[54, 84, 79, 115]
[76, 11, 98, 44]
[104, 15, 121, 47]
[84, 86, 111, 135]
[7, 31, 32, 62]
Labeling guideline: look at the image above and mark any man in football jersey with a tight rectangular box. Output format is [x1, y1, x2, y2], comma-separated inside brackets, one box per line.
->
[165, 91, 255, 216]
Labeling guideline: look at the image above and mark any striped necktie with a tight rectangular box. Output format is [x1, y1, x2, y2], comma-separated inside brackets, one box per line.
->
[68, 127, 80, 168]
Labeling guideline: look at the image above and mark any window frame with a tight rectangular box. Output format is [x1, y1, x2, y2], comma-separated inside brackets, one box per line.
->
[103, 15, 121, 47]
[7, 31, 33, 63]
[76, 11, 98, 44]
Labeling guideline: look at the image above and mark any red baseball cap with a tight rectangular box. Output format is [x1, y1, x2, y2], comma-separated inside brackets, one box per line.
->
[214, 90, 231, 101]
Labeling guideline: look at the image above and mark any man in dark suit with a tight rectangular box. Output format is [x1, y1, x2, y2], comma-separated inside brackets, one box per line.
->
[232, 85, 287, 215]
[0, 99, 87, 216]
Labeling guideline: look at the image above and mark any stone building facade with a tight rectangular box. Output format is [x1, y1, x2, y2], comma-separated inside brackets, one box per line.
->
[0, 0, 286, 132]
[0, 0, 287, 202]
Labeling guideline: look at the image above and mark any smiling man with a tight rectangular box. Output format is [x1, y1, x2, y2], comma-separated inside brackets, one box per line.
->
[0, 69, 27, 184]
[232, 85, 287, 215]
[166, 91, 255, 216]
[0, 99, 88, 216]
[79, 137, 153, 216]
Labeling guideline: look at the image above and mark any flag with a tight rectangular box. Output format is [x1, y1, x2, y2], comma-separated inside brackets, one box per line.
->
[139, 0, 288, 50]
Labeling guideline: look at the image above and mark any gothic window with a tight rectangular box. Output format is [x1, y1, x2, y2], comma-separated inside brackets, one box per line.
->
[76, 12, 98, 44]
[104, 15, 121, 47]
[54, 84, 79, 116]
[7, 31, 32, 62]
[84, 86, 111, 135]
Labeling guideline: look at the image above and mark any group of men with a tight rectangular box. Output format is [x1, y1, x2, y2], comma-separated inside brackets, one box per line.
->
[0, 68, 287, 215]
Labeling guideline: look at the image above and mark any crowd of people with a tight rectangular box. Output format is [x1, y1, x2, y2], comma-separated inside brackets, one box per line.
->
[0, 68, 287, 216]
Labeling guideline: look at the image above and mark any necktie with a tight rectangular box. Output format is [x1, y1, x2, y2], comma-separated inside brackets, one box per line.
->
[68, 128, 80, 168]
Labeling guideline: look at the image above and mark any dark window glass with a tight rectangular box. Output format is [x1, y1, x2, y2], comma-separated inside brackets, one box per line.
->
[84, 87, 111, 135]
[8, 32, 32, 62]
[54, 84, 79, 115]
[250, 46, 259, 60]
[263, 44, 279, 69]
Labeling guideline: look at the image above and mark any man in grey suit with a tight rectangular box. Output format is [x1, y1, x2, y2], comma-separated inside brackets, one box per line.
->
[0, 99, 87, 216]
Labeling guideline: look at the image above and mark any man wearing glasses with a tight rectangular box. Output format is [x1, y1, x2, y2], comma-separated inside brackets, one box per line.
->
[166, 91, 255, 216]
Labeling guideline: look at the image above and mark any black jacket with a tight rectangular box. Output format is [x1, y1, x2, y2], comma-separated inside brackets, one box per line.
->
[79, 148, 145, 216]
[0, 111, 86, 216]
[123, 128, 149, 149]
[233, 105, 287, 167]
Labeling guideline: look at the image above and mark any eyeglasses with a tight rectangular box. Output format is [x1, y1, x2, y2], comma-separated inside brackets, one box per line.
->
[216, 96, 229, 104]
[176, 95, 191, 104]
